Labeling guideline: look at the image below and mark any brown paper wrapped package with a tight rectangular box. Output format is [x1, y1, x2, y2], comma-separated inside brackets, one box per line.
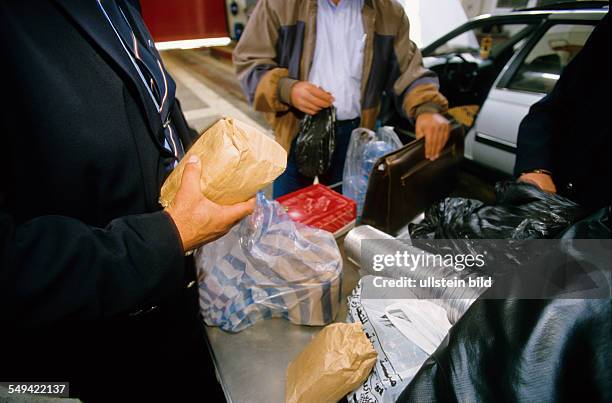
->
[285, 323, 377, 403]
[159, 118, 287, 207]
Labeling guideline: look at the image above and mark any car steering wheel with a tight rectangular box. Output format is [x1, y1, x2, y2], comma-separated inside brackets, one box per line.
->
[441, 52, 481, 93]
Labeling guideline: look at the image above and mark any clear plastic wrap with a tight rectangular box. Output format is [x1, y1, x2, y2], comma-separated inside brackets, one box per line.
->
[294, 107, 336, 178]
[195, 193, 343, 333]
[343, 127, 402, 217]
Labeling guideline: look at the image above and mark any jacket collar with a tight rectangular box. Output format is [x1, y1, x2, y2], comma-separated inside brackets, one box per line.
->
[51, 0, 168, 151]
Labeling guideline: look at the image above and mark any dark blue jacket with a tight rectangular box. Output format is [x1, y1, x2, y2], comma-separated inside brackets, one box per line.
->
[0, 0, 221, 400]
[514, 14, 610, 213]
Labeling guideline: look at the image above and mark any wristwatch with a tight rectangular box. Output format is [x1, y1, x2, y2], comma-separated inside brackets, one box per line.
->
[521, 169, 553, 176]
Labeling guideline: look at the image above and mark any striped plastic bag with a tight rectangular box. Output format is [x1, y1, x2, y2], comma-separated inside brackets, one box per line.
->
[195, 193, 343, 333]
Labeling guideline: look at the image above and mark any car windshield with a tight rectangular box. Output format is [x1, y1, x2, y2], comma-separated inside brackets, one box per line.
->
[430, 23, 535, 59]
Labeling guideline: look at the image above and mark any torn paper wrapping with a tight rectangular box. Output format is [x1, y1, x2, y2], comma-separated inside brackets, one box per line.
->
[285, 323, 377, 403]
[159, 118, 287, 207]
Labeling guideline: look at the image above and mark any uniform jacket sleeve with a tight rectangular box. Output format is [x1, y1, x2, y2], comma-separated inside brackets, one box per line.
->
[514, 15, 609, 176]
[0, 210, 186, 329]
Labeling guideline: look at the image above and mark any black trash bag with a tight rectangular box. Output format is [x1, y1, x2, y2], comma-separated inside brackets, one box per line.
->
[294, 107, 336, 178]
[398, 210, 612, 403]
[410, 181, 586, 239]
[560, 206, 611, 239]
[397, 298, 612, 403]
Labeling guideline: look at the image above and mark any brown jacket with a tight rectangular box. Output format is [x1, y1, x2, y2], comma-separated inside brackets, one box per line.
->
[233, 0, 449, 151]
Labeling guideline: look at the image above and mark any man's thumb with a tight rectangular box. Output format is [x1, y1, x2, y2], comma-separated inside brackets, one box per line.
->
[178, 155, 202, 195]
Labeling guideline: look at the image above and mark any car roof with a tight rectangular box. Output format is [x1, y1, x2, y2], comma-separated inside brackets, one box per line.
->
[518, 1, 609, 12]
[422, 5, 606, 54]
[469, 7, 607, 23]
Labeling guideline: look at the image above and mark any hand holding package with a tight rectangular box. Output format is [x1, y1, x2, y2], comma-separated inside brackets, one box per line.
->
[160, 118, 286, 206]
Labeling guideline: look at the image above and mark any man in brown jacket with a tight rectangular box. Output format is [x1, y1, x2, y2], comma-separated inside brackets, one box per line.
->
[234, 0, 450, 197]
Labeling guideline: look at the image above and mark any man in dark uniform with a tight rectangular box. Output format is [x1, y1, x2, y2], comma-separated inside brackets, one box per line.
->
[515, 14, 610, 214]
[0, 0, 253, 400]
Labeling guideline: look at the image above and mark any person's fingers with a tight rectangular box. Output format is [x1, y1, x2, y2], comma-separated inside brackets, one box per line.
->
[221, 198, 256, 225]
[439, 124, 450, 158]
[520, 177, 539, 188]
[431, 131, 441, 160]
[432, 126, 445, 159]
[423, 127, 433, 159]
[437, 129, 446, 158]
[304, 92, 332, 109]
[177, 155, 202, 198]
[519, 173, 557, 193]
[429, 132, 439, 160]
[303, 99, 322, 114]
[300, 100, 321, 115]
[308, 85, 334, 105]
[302, 106, 318, 116]
[295, 96, 315, 113]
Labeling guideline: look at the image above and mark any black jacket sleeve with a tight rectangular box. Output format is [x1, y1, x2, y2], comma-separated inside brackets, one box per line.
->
[513, 91, 558, 176]
[0, 210, 186, 329]
[514, 14, 609, 177]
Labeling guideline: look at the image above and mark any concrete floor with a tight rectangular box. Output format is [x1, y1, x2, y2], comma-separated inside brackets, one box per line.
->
[161, 48, 270, 135]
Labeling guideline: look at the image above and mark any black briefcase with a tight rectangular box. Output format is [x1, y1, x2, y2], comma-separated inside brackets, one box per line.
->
[360, 125, 465, 234]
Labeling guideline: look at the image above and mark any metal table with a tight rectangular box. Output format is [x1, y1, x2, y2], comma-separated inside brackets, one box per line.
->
[205, 241, 361, 403]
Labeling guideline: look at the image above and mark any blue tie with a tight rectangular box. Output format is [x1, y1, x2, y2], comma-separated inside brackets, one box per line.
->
[101, 0, 184, 162]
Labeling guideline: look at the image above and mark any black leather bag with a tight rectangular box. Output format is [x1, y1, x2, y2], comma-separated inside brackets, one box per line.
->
[360, 125, 465, 234]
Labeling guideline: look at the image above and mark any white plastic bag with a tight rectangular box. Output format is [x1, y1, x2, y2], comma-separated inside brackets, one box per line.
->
[385, 302, 451, 356]
[343, 127, 402, 217]
[196, 193, 343, 333]
[347, 276, 451, 403]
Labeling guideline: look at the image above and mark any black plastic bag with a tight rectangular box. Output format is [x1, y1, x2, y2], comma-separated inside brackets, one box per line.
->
[397, 299, 612, 403]
[398, 210, 612, 403]
[294, 107, 336, 178]
[410, 181, 586, 239]
[560, 206, 611, 239]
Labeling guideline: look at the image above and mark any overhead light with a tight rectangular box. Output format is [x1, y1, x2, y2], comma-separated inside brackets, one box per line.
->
[155, 37, 232, 50]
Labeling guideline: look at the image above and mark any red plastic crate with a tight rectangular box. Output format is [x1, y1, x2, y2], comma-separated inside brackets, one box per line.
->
[276, 184, 357, 237]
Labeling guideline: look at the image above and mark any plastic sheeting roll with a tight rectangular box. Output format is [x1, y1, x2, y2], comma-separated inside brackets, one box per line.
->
[344, 226, 488, 324]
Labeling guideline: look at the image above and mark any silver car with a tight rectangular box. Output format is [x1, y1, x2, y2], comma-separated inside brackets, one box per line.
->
[384, 2, 608, 175]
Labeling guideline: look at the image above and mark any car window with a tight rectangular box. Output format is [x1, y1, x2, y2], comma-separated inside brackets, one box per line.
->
[430, 23, 533, 60]
[506, 24, 595, 94]
[496, 0, 529, 8]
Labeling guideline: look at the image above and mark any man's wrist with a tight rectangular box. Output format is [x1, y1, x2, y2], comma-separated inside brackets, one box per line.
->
[278, 77, 298, 106]
[414, 102, 444, 119]
[162, 208, 189, 254]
